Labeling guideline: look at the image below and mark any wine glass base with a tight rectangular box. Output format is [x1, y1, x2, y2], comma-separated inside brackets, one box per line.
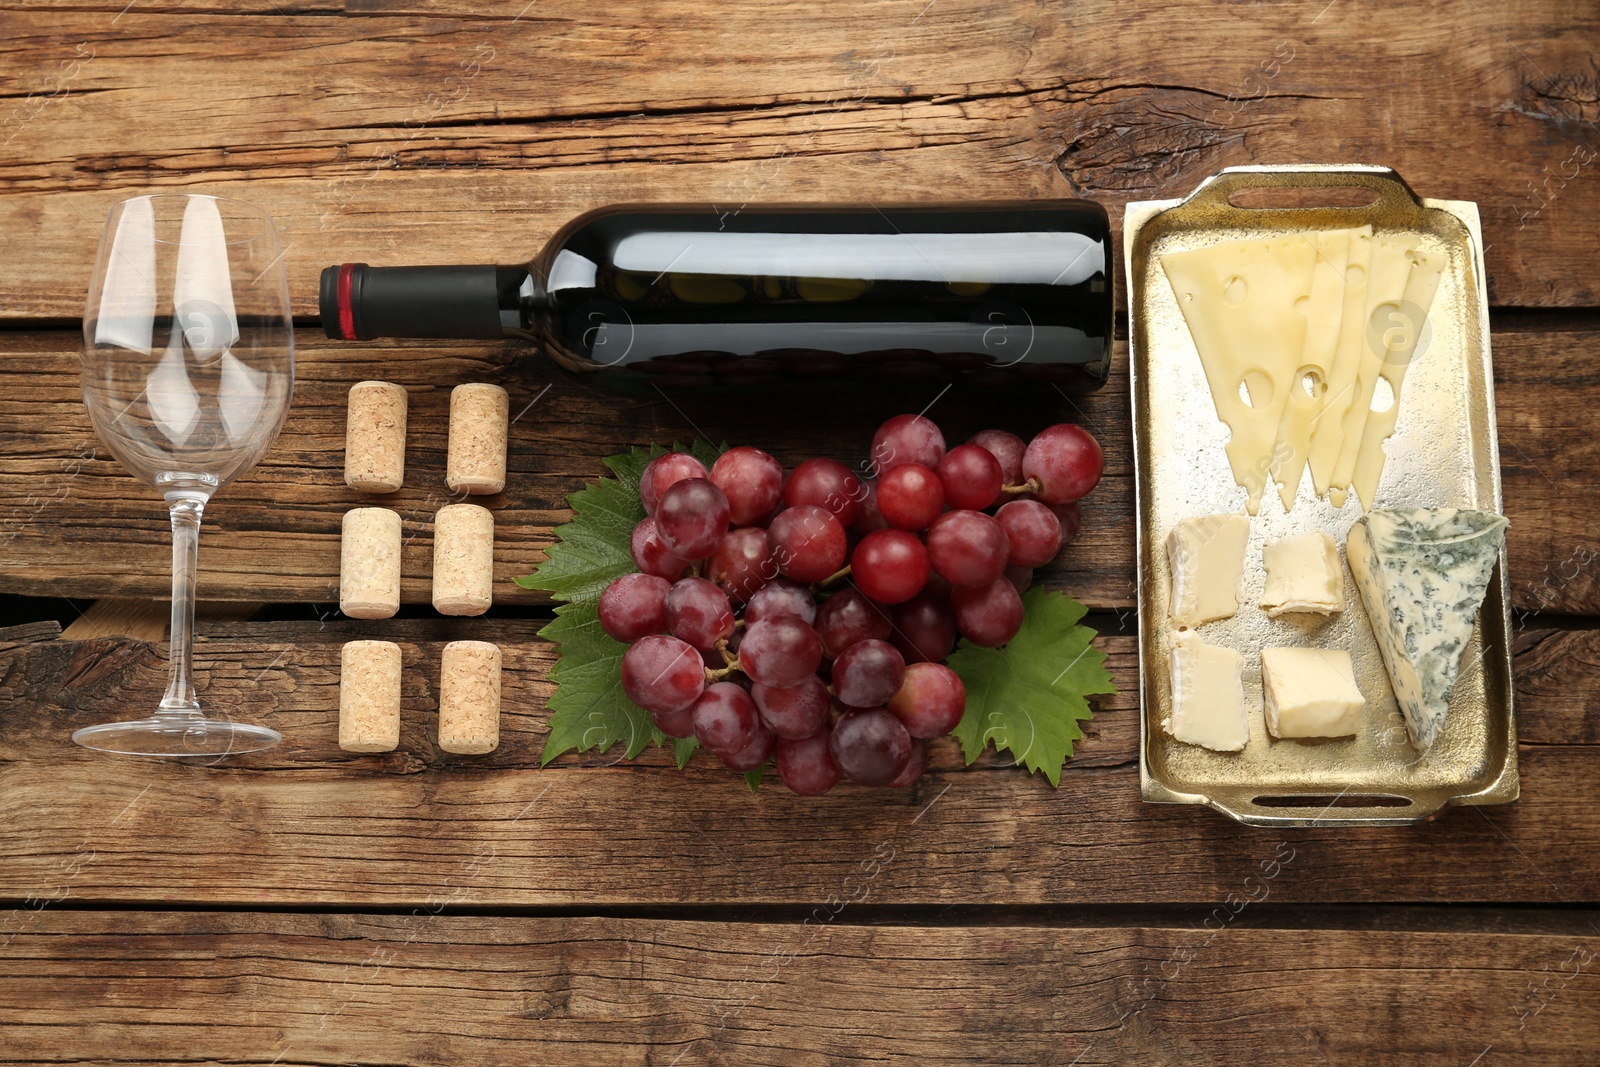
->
[71, 717, 282, 758]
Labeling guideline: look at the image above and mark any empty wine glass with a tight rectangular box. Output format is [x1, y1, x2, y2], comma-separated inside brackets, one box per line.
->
[73, 194, 293, 756]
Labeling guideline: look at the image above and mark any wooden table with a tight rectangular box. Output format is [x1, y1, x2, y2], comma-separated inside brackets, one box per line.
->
[2, 2, 1597, 1063]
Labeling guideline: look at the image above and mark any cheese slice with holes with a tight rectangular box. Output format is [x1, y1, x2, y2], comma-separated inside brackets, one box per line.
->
[1269, 227, 1363, 509]
[1326, 235, 1418, 507]
[1161, 237, 1317, 514]
[1348, 248, 1446, 510]
[1307, 228, 1373, 497]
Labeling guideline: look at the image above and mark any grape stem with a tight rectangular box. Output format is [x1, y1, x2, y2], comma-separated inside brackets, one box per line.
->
[818, 565, 852, 589]
[704, 662, 741, 682]
[1001, 478, 1040, 495]
[713, 639, 739, 667]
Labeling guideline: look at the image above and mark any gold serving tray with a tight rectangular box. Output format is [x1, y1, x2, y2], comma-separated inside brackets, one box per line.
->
[1125, 164, 1516, 828]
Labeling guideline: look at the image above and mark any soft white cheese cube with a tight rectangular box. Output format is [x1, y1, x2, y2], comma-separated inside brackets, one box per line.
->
[1166, 633, 1248, 752]
[1261, 647, 1365, 739]
[1167, 513, 1250, 628]
[1261, 529, 1344, 617]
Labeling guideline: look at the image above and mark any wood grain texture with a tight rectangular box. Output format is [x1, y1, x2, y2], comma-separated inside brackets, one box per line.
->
[0, 1, 1596, 317]
[0, 910, 1596, 1066]
[3, 322, 1596, 613]
[0, 619, 1594, 908]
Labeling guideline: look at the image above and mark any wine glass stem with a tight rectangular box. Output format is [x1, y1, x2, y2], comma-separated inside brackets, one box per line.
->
[158, 495, 206, 716]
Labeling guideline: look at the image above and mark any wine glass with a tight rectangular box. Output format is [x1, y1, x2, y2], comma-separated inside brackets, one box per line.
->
[73, 194, 294, 756]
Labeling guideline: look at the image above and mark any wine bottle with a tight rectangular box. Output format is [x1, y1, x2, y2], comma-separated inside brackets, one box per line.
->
[320, 201, 1113, 390]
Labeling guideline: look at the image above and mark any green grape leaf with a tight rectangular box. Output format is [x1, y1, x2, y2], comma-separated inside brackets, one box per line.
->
[947, 587, 1117, 787]
[744, 765, 766, 794]
[523, 441, 723, 765]
[674, 736, 699, 769]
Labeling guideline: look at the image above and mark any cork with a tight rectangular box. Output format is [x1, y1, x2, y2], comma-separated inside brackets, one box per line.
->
[344, 380, 408, 493]
[432, 503, 494, 616]
[339, 640, 402, 752]
[446, 383, 509, 495]
[438, 640, 501, 754]
[340, 507, 401, 620]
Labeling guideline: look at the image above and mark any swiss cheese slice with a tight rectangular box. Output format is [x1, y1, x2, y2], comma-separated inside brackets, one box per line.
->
[1348, 247, 1446, 510]
[1326, 234, 1416, 507]
[1161, 237, 1316, 514]
[1306, 228, 1374, 496]
[1269, 227, 1363, 509]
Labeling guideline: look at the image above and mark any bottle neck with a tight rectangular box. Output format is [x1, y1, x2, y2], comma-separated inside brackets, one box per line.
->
[320, 263, 540, 341]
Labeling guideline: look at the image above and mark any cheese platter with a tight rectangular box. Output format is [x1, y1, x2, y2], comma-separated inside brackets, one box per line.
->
[1126, 164, 1516, 827]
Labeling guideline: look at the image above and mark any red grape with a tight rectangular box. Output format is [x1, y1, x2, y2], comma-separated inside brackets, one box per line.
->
[888, 591, 956, 663]
[926, 509, 1010, 587]
[718, 718, 776, 771]
[886, 739, 927, 787]
[649, 702, 695, 739]
[814, 587, 892, 659]
[995, 498, 1063, 567]
[850, 479, 890, 536]
[870, 414, 946, 475]
[744, 579, 817, 626]
[1049, 500, 1082, 545]
[598, 572, 671, 643]
[1004, 563, 1033, 594]
[710, 446, 784, 526]
[766, 505, 847, 583]
[936, 444, 1003, 511]
[776, 724, 842, 796]
[621, 635, 706, 714]
[850, 529, 930, 605]
[876, 463, 944, 531]
[665, 576, 735, 651]
[707, 526, 774, 604]
[690, 681, 760, 755]
[887, 661, 966, 738]
[630, 517, 689, 581]
[950, 577, 1024, 647]
[656, 477, 731, 560]
[968, 429, 1026, 486]
[829, 707, 912, 787]
[1022, 424, 1104, 504]
[752, 674, 831, 739]
[738, 616, 823, 688]
[831, 638, 906, 709]
[639, 452, 708, 515]
[784, 457, 864, 526]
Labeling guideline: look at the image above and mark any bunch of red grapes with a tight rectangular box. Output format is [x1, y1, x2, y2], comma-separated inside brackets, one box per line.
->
[597, 414, 1105, 795]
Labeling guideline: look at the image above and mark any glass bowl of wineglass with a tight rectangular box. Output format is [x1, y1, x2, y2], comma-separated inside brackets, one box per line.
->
[74, 194, 293, 757]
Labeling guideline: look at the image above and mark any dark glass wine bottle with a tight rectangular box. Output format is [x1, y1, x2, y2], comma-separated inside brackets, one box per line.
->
[319, 201, 1113, 391]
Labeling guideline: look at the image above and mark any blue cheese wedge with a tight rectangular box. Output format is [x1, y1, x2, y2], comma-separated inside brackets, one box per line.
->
[1346, 507, 1509, 753]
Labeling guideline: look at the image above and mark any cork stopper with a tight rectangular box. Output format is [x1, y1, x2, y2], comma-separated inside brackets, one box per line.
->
[432, 503, 494, 616]
[446, 383, 509, 495]
[438, 640, 501, 754]
[344, 380, 408, 493]
[339, 640, 402, 752]
[340, 507, 401, 620]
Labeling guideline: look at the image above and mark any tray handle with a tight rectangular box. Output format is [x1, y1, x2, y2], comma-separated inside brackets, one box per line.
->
[1203, 788, 1451, 828]
[1178, 163, 1426, 219]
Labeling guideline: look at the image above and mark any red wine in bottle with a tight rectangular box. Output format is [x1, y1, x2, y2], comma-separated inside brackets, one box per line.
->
[320, 201, 1113, 390]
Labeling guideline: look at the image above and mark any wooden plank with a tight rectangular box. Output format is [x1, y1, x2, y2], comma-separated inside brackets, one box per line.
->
[0, 910, 1595, 1065]
[58, 598, 261, 642]
[2, 321, 1595, 614]
[0, 329, 1135, 611]
[0, 619, 1595, 908]
[0, 2, 1596, 316]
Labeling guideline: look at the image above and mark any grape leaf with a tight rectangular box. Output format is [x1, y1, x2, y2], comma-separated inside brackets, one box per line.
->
[522, 440, 723, 765]
[947, 587, 1116, 787]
